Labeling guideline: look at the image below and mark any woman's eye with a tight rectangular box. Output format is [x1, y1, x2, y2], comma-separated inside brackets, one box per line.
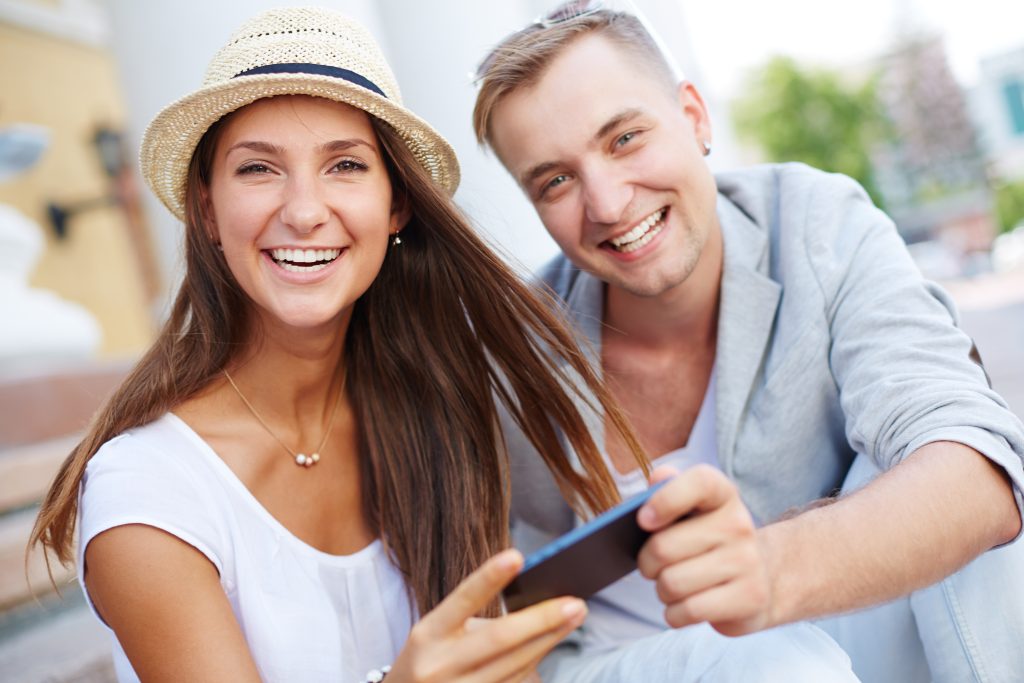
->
[237, 162, 272, 175]
[333, 158, 368, 173]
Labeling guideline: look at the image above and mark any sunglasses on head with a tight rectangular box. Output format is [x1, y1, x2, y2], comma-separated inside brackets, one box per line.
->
[472, 0, 609, 86]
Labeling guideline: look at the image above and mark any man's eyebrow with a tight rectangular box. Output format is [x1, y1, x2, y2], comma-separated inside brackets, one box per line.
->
[520, 161, 560, 188]
[518, 109, 647, 188]
[593, 108, 645, 143]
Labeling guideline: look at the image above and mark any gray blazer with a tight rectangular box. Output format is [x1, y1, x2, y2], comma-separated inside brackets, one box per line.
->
[503, 163, 1024, 540]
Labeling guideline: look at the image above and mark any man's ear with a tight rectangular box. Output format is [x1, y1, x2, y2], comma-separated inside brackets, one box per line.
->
[676, 81, 713, 149]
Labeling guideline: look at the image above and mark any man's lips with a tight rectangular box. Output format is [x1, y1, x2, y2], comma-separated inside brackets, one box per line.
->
[603, 208, 667, 253]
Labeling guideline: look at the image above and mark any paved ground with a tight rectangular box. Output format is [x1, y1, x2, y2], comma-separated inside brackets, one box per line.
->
[944, 271, 1024, 419]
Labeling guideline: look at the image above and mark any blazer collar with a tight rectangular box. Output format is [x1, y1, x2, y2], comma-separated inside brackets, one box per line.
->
[557, 192, 781, 469]
[714, 193, 781, 472]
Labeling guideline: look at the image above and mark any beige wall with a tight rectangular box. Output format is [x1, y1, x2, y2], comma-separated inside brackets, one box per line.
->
[0, 21, 154, 357]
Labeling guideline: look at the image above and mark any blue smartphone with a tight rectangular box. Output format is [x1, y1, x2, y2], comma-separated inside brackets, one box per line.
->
[503, 479, 669, 612]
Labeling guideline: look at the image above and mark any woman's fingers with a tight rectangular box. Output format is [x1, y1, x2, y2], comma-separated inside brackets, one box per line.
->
[418, 549, 523, 636]
[396, 551, 585, 682]
[460, 602, 585, 683]
[461, 596, 584, 657]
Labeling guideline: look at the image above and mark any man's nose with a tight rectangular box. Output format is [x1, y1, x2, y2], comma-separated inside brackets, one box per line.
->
[581, 166, 633, 226]
[280, 175, 330, 234]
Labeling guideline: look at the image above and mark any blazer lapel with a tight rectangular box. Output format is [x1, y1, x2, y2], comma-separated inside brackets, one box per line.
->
[715, 195, 781, 475]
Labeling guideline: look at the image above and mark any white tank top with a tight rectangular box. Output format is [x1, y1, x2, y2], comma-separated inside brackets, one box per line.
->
[581, 371, 720, 653]
[77, 413, 414, 682]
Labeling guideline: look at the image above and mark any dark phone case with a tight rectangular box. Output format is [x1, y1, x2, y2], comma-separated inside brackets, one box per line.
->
[503, 480, 668, 612]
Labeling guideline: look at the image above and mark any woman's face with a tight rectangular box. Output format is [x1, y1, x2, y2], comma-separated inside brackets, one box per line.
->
[206, 95, 404, 334]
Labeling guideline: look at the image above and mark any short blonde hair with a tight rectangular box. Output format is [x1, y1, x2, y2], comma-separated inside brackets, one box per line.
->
[472, 10, 676, 148]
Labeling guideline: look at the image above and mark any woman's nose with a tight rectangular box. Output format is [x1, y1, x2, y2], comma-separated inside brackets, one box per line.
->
[279, 175, 330, 234]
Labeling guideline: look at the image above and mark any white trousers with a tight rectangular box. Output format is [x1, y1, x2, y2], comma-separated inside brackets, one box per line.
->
[537, 621, 859, 682]
[815, 454, 1024, 683]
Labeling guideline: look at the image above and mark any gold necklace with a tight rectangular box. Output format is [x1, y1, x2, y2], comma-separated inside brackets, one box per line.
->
[222, 368, 346, 468]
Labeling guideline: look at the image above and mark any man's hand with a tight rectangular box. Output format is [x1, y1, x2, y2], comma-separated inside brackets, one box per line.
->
[636, 465, 773, 636]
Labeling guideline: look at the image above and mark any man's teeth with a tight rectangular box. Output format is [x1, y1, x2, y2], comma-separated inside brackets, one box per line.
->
[269, 248, 341, 272]
[609, 209, 666, 253]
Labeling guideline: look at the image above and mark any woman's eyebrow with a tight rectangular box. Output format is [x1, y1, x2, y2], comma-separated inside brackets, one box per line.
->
[224, 140, 284, 156]
[319, 138, 378, 154]
[223, 139, 379, 157]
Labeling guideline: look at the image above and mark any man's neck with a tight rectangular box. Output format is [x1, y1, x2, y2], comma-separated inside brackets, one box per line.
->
[603, 222, 723, 350]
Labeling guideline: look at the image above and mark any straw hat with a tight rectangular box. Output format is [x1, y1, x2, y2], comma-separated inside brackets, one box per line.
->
[140, 6, 460, 221]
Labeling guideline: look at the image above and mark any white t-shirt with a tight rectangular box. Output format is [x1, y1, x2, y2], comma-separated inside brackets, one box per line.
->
[77, 413, 414, 682]
[580, 371, 720, 653]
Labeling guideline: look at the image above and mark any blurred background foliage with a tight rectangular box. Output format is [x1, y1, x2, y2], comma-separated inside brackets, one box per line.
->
[732, 56, 890, 207]
[995, 179, 1024, 233]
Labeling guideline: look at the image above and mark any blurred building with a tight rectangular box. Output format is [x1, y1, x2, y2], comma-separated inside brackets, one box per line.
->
[871, 35, 997, 253]
[970, 45, 1024, 182]
[0, 0, 157, 360]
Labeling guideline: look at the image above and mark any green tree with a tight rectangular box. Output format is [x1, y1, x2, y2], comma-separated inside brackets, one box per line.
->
[732, 56, 888, 207]
[994, 179, 1024, 233]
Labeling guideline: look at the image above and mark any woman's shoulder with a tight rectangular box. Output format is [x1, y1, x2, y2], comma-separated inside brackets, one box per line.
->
[86, 413, 215, 480]
[80, 414, 231, 568]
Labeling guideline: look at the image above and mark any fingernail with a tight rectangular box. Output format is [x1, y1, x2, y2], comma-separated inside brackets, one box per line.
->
[638, 506, 655, 528]
[562, 599, 585, 619]
[497, 549, 521, 570]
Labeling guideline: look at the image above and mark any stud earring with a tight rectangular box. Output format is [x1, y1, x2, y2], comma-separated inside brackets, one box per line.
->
[702, 140, 712, 156]
[391, 232, 402, 246]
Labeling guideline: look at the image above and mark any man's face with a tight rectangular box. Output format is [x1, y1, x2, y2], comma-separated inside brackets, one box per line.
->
[489, 34, 718, 298]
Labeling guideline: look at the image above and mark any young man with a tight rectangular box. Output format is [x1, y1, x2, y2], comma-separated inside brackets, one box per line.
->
[474, 8, 1024, 682]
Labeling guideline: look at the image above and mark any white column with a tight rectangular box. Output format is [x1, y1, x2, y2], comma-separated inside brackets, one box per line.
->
[376, 0, 555, 271]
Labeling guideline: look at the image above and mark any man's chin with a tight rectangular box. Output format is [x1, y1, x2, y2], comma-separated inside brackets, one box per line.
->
[606, 273, 688, 299]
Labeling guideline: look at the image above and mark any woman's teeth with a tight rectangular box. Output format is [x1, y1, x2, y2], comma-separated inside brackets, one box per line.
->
[609, 209, 666, 253]
[269, 248, 341, 273]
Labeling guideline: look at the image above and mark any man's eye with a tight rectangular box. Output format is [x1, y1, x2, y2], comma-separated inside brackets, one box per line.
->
[544, 174, 569, 192]
[615, 131, 637, 148]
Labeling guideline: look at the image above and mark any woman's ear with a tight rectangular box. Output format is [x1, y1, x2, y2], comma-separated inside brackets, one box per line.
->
[390, 191, 412, 233]
[198, 183, 220, 244]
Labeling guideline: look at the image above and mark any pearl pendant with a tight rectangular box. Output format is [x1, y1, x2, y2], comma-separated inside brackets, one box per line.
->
[295, 453, 319, 467]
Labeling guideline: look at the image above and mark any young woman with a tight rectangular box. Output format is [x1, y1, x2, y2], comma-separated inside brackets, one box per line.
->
[29, 8, 645, 682]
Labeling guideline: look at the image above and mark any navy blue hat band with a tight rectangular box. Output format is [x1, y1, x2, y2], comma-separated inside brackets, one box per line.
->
[233, 63, 387, 99]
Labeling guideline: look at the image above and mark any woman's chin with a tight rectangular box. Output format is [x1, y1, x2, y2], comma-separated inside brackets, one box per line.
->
[257, 305, 352, 337]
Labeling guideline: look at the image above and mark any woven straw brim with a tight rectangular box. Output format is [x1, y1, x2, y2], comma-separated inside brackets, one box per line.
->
[140, 73, 461, 222]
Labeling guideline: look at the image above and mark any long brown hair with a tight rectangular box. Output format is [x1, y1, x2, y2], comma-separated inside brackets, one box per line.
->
[30, 108, 648, 617]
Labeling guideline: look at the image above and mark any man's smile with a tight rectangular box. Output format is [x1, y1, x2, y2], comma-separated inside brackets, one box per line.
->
[605, 208, 667, 253]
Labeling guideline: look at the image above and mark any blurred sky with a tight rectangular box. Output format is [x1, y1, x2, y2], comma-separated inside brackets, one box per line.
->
[684, 0, 1024, 98]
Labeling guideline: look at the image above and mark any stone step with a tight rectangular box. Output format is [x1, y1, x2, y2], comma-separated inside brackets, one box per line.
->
[0, 586, 114, 683]
[0, 506, 75, 611]
[0, 360, 129, 450]
[0, 435, 79, 512]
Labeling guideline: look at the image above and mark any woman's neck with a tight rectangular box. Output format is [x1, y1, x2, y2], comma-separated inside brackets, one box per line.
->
[226, 308, 351, 425]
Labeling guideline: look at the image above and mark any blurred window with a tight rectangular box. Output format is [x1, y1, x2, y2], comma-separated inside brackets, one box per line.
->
[1004, 79, 1024, 135]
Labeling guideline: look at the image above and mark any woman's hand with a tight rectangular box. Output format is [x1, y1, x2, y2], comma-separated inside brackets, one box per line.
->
[388, 549, 586, 682]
